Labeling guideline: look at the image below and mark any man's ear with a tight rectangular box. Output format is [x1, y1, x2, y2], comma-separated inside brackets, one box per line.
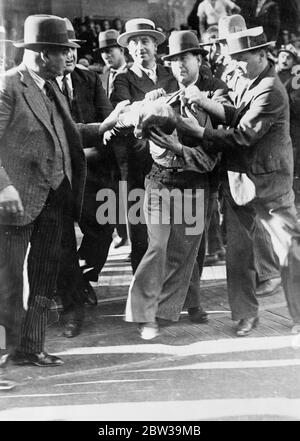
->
[40, 49, 49, 63]
[197, 54, 202, 65]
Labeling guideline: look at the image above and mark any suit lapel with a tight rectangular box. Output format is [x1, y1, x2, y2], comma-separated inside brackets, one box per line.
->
[19, 66, 56, 138]
[129, 63, 156, 93]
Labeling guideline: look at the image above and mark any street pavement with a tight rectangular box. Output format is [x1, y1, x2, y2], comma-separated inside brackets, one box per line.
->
[1, 242, 300, 421]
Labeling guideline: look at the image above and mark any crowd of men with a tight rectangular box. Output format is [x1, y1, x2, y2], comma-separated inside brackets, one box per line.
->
[1, 9, 300, 390]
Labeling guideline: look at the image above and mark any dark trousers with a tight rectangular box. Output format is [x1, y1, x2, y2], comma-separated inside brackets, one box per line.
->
[254, 218, 280, 282]
[0, 179, 73, 354]
[224, 184, 300, 323]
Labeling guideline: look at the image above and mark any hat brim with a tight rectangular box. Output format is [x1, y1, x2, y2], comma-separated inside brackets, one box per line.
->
[228, 41, 276, 56]
[93, 44, 120, 53]
[13, 40, 80, 49]
[162, 47, 208, 61]
[117, 30, 165, 47]
[70, 38, 86, 44]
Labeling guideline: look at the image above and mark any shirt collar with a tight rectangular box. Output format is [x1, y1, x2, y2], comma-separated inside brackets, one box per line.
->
[56, 73, 72, 91]
[26, 65, 45, 90]
[139, 63, 157, 76]
[110, 63, 127, 75]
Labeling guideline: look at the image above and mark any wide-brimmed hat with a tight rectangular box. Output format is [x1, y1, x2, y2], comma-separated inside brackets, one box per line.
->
[117, 18, 165, 47]
[278, 44, 298, 60]
[162, 31, 207, 61]
[216, 14, 246, 43]
[14, 15, 80, 49]
[94, 29, 120, 53]
[227, 26, 276, 56]
[64, 17, 86, 44]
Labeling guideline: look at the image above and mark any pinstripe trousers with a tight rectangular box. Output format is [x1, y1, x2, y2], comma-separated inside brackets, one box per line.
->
[0, 178, 73, 354]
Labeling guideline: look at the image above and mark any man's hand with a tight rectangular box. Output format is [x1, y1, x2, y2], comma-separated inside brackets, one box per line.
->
[0, 185, 24, 216]
[183, 85, 208, 110]
[176, 107, 205, 140]
[148, 128, 183, 155]
[100, 100, 131, 133]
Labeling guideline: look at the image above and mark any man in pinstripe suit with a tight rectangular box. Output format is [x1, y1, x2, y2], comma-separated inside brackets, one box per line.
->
[0, 15, 123, 377]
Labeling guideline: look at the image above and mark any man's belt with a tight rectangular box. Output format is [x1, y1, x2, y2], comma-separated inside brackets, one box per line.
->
[153, 162, 184, 173]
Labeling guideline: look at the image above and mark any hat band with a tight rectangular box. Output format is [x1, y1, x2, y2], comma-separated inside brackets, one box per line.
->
[127, 23, 154, 32]
[100, 38, 118, 48]
[67, 30, 76, 40]
[25, 31, 69, 45]
[228, 34, 267, 53]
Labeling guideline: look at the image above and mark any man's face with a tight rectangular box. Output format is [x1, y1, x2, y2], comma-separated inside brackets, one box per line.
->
[128, 35, 157, 66]
[64, 47, 78, 74]
[170, 52, 200, 87]
[42, 46, 70, 78]
[101, 47, 125, 69]
[277, 51, 295, 71]
[231, 50, 262, 80]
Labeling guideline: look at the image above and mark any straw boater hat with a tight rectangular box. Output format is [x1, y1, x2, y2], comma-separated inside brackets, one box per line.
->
[94, 29, 120, 53]
[64, 17, 86, 44]
[117, 18, 165, 47]
[14, 14, 80, 49]
[226, 26, 276, 56]
[162, 30, 208, 61]
[216, 14, 247, 43]
[278, 43, 298, 60]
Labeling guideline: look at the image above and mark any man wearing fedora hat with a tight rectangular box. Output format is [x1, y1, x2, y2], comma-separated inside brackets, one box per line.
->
[110, 18, 178, 273]
[124, 30, 229, 339]
[0, 14, 124, 372]
[96, 29, 128, 98]
[213, 15, 283, 299]
[177, 24, 300, 336]
[54, 19, 118, 338]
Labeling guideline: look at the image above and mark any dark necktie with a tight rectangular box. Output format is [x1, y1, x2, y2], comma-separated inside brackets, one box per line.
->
[44, 80, 55, 101]
[61, 76, 73, 108]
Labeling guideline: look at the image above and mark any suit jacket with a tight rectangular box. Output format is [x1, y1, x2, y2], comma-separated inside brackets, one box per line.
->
[71, 66, 112, 125]
[0, 63, 87, 226]
[100, 64, 128, 99]
[203, 64, 294, 203]
[109, 63, 179, 183]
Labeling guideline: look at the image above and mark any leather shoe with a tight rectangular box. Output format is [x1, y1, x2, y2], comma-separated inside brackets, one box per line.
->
[256, 277, 281, 297]
[11, 351, 64, 367]
[63, 321, 81, 338]
[188, 307, 208, 323]
[236, 316, 259, 337]
[138, 322, 159, 340]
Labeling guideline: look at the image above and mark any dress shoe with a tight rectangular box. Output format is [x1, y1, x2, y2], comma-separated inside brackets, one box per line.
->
[11, 351, 64, 367]
[63, 321, 81, 338]
[188, 307, 208, 323]
[256, 277, 281, 297]
[236, 316, 259, 337]
[291, 324, 300, 335]
[138, 322, 159, 340]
